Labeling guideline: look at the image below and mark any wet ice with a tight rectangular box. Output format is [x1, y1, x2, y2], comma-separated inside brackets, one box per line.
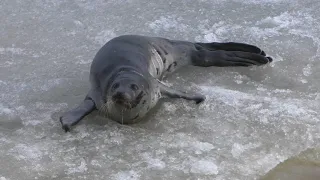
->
[1, 0, 320, 179]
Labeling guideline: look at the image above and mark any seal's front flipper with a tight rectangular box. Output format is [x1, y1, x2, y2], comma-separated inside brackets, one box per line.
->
[191, 49, 272, 67]
[158, 81, 205, 104]
[59, 95, 96, 132]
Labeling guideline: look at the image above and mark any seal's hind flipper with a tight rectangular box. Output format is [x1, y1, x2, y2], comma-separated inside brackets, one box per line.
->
[59, 95, 96, 132]
[157, 80, 205, 104]
[191, 48, 272, 67]
[195, 42, 267, 56]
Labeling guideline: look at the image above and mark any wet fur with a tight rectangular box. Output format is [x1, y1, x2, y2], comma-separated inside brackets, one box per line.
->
[59, 35, 272, 132]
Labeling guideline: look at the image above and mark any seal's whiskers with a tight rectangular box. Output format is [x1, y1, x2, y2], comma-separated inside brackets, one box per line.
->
[121, 109, 124, 125]
[106, 97, 112, 119]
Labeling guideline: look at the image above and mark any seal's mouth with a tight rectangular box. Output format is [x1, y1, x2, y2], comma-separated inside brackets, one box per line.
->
[115, 100, 132, 109]
[112, 91, 145, 110]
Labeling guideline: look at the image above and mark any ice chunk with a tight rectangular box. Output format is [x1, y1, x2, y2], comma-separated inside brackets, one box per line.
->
[67, 159, 88, 175]
[190, 159, 219, 175]
[0, 104, 23, 130]
[112, 170, 140, 180]
[142, 152, 166, 170]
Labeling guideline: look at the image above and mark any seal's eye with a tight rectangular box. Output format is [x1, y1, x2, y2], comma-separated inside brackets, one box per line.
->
[130, 84, 139, 91]
[112, 83, 119, 90]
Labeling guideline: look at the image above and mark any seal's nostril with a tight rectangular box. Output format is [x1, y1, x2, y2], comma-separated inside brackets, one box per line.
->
[113, 92, 122, 100]
[112, 92, 131, 102]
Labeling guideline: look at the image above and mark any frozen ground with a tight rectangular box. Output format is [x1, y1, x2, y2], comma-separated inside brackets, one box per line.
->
[1, 0, 320, 179]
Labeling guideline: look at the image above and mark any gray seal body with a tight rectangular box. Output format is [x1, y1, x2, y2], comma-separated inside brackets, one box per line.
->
[60, 35, 272, 132]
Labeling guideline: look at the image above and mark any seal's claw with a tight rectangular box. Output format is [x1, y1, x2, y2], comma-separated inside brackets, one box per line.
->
[194, 95, 206, 104]
[59, 117, 71, 133]
[62, 124, 71, 132]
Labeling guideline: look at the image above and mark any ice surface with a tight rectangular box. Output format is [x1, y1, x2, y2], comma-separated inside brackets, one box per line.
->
[1, 0, 320, 179]
[0, 104, 23, 130]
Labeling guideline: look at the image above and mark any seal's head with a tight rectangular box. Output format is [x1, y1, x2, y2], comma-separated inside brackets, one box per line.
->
[110, 75, 146, 110]
[102, 70, 156, 124]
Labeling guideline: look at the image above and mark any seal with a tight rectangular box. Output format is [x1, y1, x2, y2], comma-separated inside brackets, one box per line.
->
[60, 34, 272, 132]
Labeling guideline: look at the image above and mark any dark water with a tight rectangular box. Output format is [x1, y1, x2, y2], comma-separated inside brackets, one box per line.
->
[261, 148, 320, 180]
